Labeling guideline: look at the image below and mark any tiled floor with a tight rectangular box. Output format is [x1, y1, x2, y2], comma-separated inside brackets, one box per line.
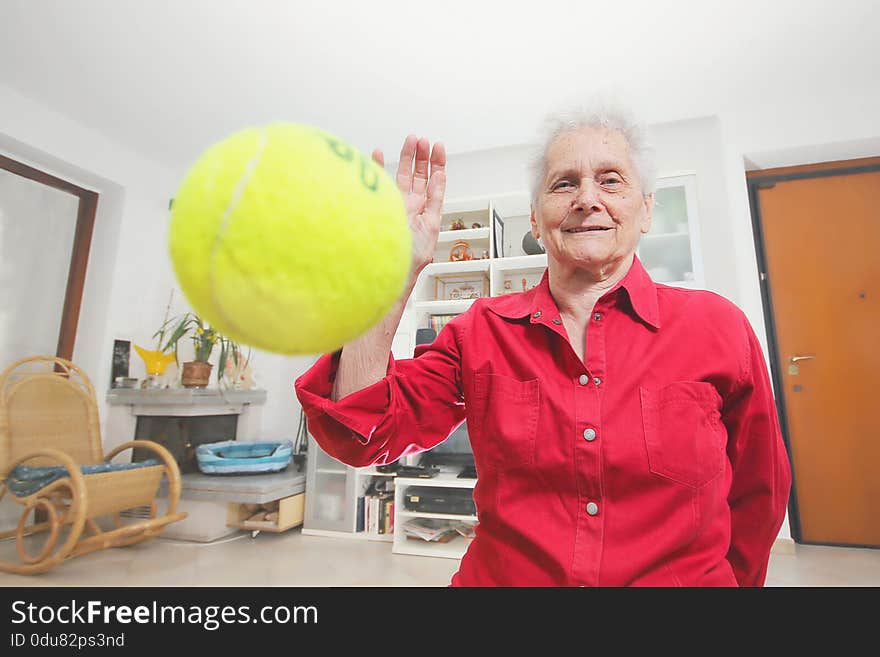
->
[1, 530, 878, 587]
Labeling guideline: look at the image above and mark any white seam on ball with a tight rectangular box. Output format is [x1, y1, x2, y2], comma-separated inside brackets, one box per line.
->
[216, 129, 267, 243]
[207, 127, 267, 339]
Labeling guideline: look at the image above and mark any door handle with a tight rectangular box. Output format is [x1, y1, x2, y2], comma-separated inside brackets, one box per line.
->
[789, 355, 816, 363]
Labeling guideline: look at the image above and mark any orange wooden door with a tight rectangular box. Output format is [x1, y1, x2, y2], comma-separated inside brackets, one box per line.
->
[752, 161, 880, 547]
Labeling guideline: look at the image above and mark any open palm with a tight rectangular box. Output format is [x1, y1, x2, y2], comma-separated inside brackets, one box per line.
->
[372, 136, 446, 279]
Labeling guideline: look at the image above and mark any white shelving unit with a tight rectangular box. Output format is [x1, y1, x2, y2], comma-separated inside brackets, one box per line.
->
[404, 192, 546, 341]
[302, 434, 396, 542]
[638, 174, 704, 288]
[392, 473, 478, 559]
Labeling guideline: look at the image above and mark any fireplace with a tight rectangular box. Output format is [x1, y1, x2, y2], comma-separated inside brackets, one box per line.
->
[132, 414, 238, 474]
[104, 388, 268, 468]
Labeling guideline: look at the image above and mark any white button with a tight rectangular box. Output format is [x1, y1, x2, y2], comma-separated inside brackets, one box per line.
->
[593, 313, 602, 321]
[593, 377, 602, 386]
[586, 502, 599, 516]
[583, 428, 596, 442]
[578, 375, 589, 385]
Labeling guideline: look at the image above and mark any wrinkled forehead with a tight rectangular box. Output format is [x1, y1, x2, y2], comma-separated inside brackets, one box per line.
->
[544, 126, 635, 175]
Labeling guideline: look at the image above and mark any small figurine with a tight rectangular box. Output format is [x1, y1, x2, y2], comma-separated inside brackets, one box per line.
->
[503, 280, 513, 294]
[449, 240, 474, 262]
[450, 219, 466, 230]
[223, 354, 255, 390]
[471, 222, 482, 229]
[456, 283, 478, 299]
[522, 277, 528, 292]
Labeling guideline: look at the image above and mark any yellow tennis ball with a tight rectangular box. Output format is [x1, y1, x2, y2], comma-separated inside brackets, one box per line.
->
[168, 123, 411, 355]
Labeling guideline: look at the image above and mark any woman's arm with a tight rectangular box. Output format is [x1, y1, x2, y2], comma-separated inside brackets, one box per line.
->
[332, 135, 446, 401]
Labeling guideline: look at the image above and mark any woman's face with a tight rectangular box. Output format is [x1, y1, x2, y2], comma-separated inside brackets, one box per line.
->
[531, 127, 652, 275]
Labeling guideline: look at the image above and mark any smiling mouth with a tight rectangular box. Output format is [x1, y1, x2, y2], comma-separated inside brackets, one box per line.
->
[564, 226, 613, 233]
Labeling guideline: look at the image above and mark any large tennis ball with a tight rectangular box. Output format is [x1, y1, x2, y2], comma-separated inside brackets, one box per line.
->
[169, 123, 411, 355]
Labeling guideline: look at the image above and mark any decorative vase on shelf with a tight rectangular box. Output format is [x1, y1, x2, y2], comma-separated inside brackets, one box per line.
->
[521, 231, 545, 255]
[133, 345, 176, 389]
[181, 361, 213, 389]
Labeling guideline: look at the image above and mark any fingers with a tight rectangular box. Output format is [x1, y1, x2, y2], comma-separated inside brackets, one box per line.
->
[424, 168, 447, 221]
[424, 141, 447, 219]
[410, 137, 431, 196]
[371, 148, 385, 168]
[395, 136, 445, 196]
[429, 141, 446, 173]
[395, 135, 418, 193]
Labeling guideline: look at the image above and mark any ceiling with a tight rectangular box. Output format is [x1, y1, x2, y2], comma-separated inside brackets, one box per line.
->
[1, 0, 877, 173]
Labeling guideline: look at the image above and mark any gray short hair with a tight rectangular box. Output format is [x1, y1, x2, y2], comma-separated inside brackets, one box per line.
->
[528, 101, 656, 204]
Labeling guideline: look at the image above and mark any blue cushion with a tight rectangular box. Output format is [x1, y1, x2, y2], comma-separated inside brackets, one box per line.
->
[196, 440, 293, 475]
[5, 459, 161, 497]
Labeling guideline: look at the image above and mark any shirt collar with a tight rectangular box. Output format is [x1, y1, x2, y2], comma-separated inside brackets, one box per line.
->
[486, 255, 661, 330]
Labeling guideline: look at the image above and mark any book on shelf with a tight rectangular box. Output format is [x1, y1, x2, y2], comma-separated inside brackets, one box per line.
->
[369, 496, 379, 534]
[386, 500, 395, 535]
[361, 491, 394, 535]
[361, 477, 395, 534]
[429, 314, 458, 334]
[356, 496, 365, 533]
[377, 495, 386, 534]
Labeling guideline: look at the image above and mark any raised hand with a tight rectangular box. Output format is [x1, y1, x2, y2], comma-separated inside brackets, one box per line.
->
[372, 135, 446, 280]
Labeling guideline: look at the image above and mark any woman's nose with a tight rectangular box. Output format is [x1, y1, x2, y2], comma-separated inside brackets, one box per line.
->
[572, 180, 603, 213]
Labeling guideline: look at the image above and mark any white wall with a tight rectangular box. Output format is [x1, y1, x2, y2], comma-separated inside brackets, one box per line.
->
[719, 86, 880, 358]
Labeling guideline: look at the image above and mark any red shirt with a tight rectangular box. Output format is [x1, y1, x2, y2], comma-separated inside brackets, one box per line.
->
[295, 257, 791, 586]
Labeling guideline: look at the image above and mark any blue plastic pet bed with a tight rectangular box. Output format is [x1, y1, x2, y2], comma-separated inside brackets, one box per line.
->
[195, 440, 293, 475]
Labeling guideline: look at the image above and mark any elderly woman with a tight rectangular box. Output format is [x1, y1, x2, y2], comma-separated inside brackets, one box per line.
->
[295, 105, 791, 587]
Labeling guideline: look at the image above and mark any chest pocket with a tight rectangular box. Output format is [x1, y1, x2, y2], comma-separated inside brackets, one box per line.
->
[472, 373, 540, 470]
[639, 381, 726, 488]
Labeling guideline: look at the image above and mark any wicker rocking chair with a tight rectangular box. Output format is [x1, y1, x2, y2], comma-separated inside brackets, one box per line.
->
[0, 356, 187, 574]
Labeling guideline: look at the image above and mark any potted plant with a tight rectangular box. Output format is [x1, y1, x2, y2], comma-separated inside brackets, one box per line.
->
[154, 312, 244, 389]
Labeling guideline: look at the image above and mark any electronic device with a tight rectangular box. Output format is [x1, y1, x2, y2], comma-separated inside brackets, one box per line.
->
[415, 328, 437, 345]
[457, 465, 478, 479]
[403, 486, 476, 515]
[418, 421, 475, 474]
[395, 465, 440, 478]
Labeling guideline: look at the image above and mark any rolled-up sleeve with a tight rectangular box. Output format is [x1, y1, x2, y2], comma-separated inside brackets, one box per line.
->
[294, 317, 467, 468]
[722, 317, 793, 587]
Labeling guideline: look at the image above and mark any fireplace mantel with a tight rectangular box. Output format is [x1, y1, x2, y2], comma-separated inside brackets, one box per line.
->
[107, 388, 267, 414]
[103, 388, 268, 456]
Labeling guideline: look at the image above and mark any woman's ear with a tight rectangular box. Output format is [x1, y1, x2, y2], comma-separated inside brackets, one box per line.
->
[530, 204, 541, 240]
[640, 193, 654, 234]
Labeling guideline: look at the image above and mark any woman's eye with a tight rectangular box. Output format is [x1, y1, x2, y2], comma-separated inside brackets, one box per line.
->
[552, 180, 573, 190]
[601, 176, 622, 186]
